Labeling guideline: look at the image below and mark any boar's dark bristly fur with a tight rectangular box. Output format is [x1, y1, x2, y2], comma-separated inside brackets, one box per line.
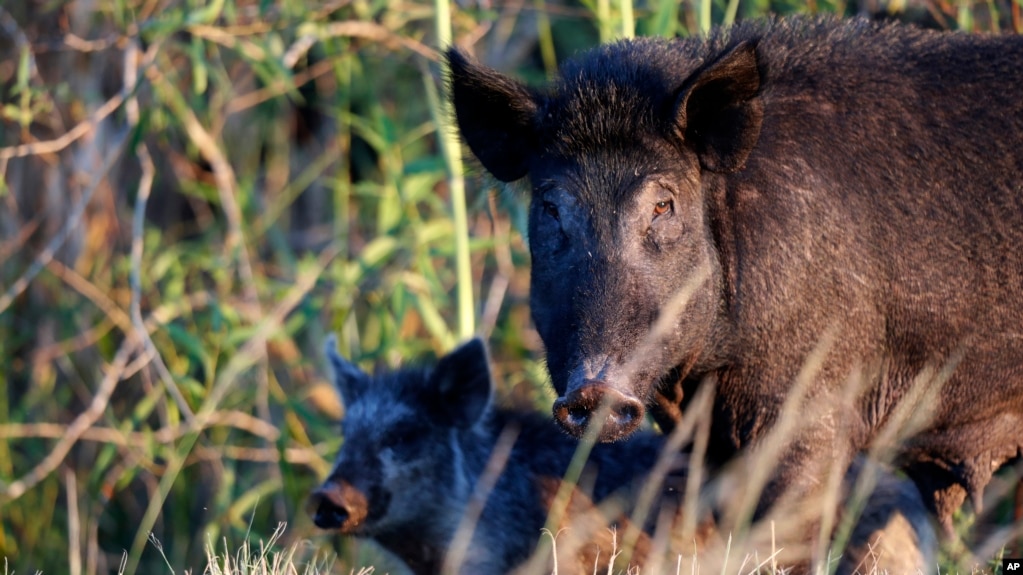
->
[447, 17, 1023, 535]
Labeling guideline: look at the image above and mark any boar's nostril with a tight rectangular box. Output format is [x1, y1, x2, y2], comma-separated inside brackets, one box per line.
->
[565, 404, 591, 428]
[553, 396, 587, 438]
[553, 382, 645, 441]
[610, 400, 641, 426]
[314, 497, 350, 530]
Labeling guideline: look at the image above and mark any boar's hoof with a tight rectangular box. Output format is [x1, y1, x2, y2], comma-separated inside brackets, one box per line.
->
[553, 382, 645, 441]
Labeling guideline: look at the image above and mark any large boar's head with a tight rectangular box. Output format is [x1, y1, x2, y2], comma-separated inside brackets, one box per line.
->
[447, 39, 762, 441]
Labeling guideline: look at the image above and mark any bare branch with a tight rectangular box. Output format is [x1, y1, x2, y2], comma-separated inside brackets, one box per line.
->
[0, 130, 128, 316]
[0, 93, 125, 160]
[125, 38, 195, 424]
[1, 337, 140, 501]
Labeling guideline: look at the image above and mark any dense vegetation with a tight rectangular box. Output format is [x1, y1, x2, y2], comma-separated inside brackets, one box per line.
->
[1, 0, 1020, 573]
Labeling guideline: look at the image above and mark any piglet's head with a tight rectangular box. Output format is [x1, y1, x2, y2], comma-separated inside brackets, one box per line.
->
[310, 335, 493, 535]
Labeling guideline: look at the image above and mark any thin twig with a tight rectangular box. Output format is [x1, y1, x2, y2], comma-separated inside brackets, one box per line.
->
[480, 196, 514, 338]
[188, 24, 269, 61]
[66, 467, 82, 575]
[45, 259, 133, 334]
[0, 416, 327, 470]
[124, 241, 342, 573]
[144, 56, 272, 441]
[0, 410, 281, 444]
[29, 292, 213, 367]
[225, 55, 340, 115]
[0, 130, 128, 316]
[0, 216, 41, 265]
[62, 32, 126, 52]
[300, 21, 437, 63]
[0, 92, 125, 160]
[1, 337, 140, 501]
[144, 56, 251, 283]
[125, 38, 196, 424]
[146, 54, 274, 487]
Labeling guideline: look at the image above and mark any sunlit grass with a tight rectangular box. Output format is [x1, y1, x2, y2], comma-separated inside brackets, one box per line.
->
[202, 524, 337, 575]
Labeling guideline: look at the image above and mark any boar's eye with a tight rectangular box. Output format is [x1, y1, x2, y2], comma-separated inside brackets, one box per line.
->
[653, 200, 673, 217]
[543, 200, 560, 221]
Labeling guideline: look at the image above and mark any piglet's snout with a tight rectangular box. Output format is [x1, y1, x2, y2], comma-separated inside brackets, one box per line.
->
[308, 480, 369, 533]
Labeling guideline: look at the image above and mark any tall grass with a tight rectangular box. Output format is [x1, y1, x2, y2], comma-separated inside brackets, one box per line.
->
[0, 0, 1020, 573]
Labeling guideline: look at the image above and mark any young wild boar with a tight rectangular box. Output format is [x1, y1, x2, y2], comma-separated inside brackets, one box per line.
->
[447, 17, 1023, 535]
[309, 336, 669, 575]
[309, 336, 937, 574]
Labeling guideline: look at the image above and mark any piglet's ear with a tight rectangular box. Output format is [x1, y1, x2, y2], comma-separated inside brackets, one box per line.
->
[325, 334, 369, 406]
[429, 337, 494, 428]
[447, 48, 539, 183]
[673, 41, 763, 174]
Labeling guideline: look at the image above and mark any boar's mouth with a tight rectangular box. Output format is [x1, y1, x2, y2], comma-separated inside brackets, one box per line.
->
[552, 380, 646, 441]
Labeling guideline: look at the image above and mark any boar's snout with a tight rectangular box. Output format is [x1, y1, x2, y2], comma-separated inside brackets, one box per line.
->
[308, 480, 369, 533]
[553, 381, 645, 441]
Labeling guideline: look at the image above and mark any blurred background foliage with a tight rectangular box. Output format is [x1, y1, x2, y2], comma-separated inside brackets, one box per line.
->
[0, 0, 1020, 573]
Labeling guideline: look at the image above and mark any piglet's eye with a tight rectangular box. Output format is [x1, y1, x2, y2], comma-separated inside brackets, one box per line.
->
[543, 201, 560, 221]
[653, 200, 673, 217]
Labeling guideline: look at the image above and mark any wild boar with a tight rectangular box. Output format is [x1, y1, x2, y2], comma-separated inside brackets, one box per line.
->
[447, 16, 1023, 533]
[309, 336, 936, 574]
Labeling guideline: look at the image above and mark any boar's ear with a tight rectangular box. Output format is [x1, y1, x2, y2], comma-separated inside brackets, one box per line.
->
[446, 48, 539, 183]
[673, 41, 763, 173]
[429, 337, 494, 428]
[325, 334, 369, 406]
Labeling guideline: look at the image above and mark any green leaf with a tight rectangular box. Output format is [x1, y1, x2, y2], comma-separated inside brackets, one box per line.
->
[186, 0, 226, 24]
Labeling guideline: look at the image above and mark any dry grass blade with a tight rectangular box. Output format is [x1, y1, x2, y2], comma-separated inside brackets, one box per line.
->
[621, 263, 711, 387]
[621, 383, 715, 565]
[724, 328, 837, 533]
[444, 423, 521, 574]
[203, 523, 337, 575]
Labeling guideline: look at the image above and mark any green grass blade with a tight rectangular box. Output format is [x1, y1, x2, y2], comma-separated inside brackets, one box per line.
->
[421, 15, 475, 340]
